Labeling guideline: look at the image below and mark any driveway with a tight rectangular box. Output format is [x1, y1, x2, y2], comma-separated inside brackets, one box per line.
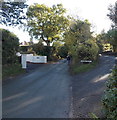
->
[3, 60, 72, 118]
[71, 55, 115, 118]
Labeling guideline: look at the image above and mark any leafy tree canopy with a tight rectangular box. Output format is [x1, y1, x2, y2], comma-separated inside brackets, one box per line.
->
[0, 0, 28, 26]
[106, 29, 117, 52]
[107, 1, 117, 52]
[96, 30, 108, 44]
[64, 19, 99, 62]
[107, 2, 117, 28]
[64, 19, 92, 53]
[26, 4, 69, 46]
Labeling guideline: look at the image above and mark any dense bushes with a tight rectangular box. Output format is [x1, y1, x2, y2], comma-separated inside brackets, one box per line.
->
[1, 29, 25, 79]
[77, 40, 99, 61]
[1, 28, 19, 64]
[29, 41, 68, 61]
[57, 45, 68, 58]
[64, 19, 99, 64]
[102, 65, 117, 119]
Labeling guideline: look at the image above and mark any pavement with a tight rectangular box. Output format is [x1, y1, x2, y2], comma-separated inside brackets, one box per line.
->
[2, 60, 72, 118]
[2, 55, 116, 118]
[71, 55, 115, 118]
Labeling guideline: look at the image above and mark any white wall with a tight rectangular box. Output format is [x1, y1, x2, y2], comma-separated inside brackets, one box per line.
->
[26, 54, 47, 63]
[32, 56, 47, 63]
[26, 54, 33, 62]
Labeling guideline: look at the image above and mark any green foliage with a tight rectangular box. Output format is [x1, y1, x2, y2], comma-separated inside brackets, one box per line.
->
[64, 19, 99, 63]
[106, 29, 117, 52]
[26, 3, 69, 46]
[31, 42, 55, 61]
[96, 31, 109, 53]
[96, 28, 117, 52]
[102, 65, 117, 119]
[57, 44, 68, 58]
[1, 28, 19, 64]
[53, 42, 68, 58]
[43, 46, 55, 61]
[77, 39, 99, 61]
[107, 1, 117, 27]
[107, 1, 117, 52]
[19, 46, 30, 53]
[0, 0, 28, 26]
[31, 41, 45, 55]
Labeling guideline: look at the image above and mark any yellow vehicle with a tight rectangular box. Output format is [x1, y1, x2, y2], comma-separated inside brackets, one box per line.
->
[103, 43, 113, 52]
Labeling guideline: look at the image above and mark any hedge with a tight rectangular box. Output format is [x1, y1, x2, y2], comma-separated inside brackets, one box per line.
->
[102, 65, 117, 119]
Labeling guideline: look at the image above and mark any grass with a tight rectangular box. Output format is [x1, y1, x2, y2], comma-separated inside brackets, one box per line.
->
[70, 60, 98, 75]
[88, 112, 98, 119]
[2, 63, 25, 80]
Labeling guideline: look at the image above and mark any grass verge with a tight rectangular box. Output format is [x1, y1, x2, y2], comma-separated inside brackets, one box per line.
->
[70, 60, 98, 75]
[2, 63, 25, 80]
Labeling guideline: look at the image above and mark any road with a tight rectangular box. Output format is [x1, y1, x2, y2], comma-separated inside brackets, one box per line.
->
[2, 55, 115, 118]
[71, 55, 115, 118]
[3, 60, 72, 118]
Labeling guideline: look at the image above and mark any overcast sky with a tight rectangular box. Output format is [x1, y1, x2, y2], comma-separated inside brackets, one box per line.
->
[0, 0, 116, 42]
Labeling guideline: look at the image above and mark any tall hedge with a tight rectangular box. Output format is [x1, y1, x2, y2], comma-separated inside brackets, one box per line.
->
[102, 65, 117, 119]
[1, 28, 19, 64]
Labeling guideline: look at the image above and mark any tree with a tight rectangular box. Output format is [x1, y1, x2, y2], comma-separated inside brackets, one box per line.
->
[77, 39, 99, 61]
[26, 4, 69, 46]
[57, 44, 68, 58]
[107, 1, 117, 52]
[64, 19, 97, 63]
[53, 41, 68, 58]
[107, 1, 117, 28]
[1, 28, 19, 64]
[96, 30, 109, 53]
[106, 29, 117, 52]
[0, 0, 28, 26]
[31, 41, 45, 55]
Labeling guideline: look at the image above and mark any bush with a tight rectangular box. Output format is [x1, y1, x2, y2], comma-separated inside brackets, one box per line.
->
[102, 65, 117, 119]
[1, 28, 19, 64]
[77, 40, 99, 61]
[57, 45, 68, 58]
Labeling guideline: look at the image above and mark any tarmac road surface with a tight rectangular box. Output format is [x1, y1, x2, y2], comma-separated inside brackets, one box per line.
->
[3, 60, 72, 118]
[71, 55, 115, 118]
[2, 55, 115, 118]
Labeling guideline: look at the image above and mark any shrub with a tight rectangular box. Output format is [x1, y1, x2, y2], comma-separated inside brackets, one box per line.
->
[102, 65, 117, 119]
[1, 28, 19, 64]
[77, 39, 99, 61]
[57, 45, 68, 58]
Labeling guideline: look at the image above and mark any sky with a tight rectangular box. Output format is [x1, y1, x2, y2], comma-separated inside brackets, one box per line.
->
[0, 0, 116, 42]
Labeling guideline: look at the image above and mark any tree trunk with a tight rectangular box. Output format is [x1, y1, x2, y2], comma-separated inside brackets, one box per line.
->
[46, 40, 50, 46]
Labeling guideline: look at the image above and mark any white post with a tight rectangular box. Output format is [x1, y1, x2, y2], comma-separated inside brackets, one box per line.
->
[21, 54, 27, 69]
